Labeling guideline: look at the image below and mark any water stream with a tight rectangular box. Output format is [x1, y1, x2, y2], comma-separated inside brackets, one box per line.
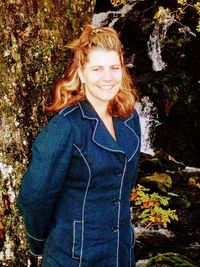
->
[136, 97, 159, 156]
[147, 6, 196, 71]
[92, 0, 142, 27]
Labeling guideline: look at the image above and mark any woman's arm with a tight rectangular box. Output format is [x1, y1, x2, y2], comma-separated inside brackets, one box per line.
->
[17, 114, 73, 256]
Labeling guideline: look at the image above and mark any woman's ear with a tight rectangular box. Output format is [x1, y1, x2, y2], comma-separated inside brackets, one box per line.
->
[78, 68, 85, 83]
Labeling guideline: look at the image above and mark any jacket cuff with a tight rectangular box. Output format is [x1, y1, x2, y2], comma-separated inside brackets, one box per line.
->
[27, 232, 46, 256]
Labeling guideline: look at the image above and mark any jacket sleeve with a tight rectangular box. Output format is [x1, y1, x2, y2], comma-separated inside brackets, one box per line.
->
[17, 114, 73, 256]
[131, 110, 141, 189]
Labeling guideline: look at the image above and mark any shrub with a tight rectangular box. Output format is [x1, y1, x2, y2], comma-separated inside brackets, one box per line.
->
[130, 184, 178, 228]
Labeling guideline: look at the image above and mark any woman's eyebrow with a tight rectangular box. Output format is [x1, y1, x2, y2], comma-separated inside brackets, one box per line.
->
[90, 64, 121, 68]
[90, 65, 103, 68]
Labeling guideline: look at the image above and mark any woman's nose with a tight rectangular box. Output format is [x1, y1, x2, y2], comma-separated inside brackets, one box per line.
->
[102, 69, 113, 81]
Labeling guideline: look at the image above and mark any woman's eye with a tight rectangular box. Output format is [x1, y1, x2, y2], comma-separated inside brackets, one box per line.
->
[112, 66, 121, 70]
[92, 68, 102, 71]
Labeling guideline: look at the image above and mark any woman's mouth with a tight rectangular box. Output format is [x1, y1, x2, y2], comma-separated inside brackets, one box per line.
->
[97, 85, 114, 90]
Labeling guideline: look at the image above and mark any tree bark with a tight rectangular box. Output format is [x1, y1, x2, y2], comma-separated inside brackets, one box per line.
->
[0, 1, 95, 265]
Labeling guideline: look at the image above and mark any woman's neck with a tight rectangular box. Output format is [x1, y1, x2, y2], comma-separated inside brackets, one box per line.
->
[87, 99, 110, 120]
[95, 106, 110, 120]
[87, 98, 116, 140]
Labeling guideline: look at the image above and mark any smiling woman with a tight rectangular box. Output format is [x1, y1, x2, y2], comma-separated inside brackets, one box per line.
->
[78, 48, 123, 140]
[47, 24, 137, 118]
[17, 24, 141, 267]
[78, 49, 122, 110]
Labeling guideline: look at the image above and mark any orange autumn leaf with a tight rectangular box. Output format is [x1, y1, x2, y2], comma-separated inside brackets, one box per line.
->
[141, 202, 150, 209]
[130, 191, 137, 201]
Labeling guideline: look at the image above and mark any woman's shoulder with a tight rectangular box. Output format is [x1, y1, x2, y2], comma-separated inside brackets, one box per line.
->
[125, 109, 139, 123]
[125, 109, 141, 137]
[132, 109, 139, 119]
[45, 105, 80, 130]
[33, 106, 80, 146]
[58, 105, 80, 118]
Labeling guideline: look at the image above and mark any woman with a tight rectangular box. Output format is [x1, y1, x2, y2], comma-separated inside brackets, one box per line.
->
[17, 24, 141, 267]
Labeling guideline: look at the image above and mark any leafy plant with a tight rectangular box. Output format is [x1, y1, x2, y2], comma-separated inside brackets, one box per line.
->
[110, 0, 200, 32]
[110, 0, 126, 7]
[130, 184, 178, 228]
[153, 1, 200, 33]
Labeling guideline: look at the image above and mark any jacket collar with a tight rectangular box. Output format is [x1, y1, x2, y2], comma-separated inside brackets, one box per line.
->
[78, 100, 140, 161]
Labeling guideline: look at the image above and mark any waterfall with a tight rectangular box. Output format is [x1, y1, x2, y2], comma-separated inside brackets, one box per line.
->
[147, 7, 175, 71]
[147, 6, 196, 72]
[136, 97, 160, 156]
[92, 0, 142, 27]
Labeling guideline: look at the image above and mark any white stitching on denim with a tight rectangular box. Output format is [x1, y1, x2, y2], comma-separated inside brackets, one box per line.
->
[58, 107, 68, 115]
[26, 231, 46, 241]
[72, 220, 82, 259]
[79, 102, 126, 153]
[78, 102, 139, 266]
[92, 118, 126, 154]
[29, 250, 43, 257]
[78, 102, 93, 119]
[63, 106, 79, 116]
[116, 158, 127, 267]
[58, 105, 78, 115]
[73, 144, 92, 267]
[124, 115, 140, 162]
[79, 102, 140, 160]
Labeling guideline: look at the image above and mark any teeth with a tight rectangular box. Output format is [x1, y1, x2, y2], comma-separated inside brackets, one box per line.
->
[99, 85, 113, 89]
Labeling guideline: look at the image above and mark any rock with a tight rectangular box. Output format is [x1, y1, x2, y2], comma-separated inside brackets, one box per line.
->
[139, 173, 172, 193]
[175, 195, 191, 209]
[139, 150, 185, 176]
[155, 149, 185, 171]
[140, 157, 165, 174]
[135, 227, 174, 247]
[136, 259, 149, 267]
[144, 252, 198, 267]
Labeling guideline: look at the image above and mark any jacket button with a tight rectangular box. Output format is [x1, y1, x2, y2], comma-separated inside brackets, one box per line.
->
[112, 226, 119, 233]
[116, 170, 122, 176]
[113, 198, 120, 204]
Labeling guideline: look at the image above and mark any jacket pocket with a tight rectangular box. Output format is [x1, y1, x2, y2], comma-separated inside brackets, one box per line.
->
[72, 221, 82, 259]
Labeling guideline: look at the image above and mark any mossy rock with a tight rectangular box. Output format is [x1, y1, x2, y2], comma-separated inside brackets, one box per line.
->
[139, 173, 172, 193]
[175, 195, 191, 209]
[140, 157, 165, 173]
[144, 252, 198, 267]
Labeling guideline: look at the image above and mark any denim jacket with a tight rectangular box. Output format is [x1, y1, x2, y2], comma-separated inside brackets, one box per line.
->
[17, 100, 141, 267]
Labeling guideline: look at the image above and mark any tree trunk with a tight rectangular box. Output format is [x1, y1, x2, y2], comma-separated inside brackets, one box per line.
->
[0, 1, 95, 265]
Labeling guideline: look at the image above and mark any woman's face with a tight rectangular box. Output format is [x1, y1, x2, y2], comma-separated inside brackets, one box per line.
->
[78, 48, 122, 107]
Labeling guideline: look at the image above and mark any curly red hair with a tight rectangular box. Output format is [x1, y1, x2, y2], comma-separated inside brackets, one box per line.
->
[47, 24, 138, 118]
